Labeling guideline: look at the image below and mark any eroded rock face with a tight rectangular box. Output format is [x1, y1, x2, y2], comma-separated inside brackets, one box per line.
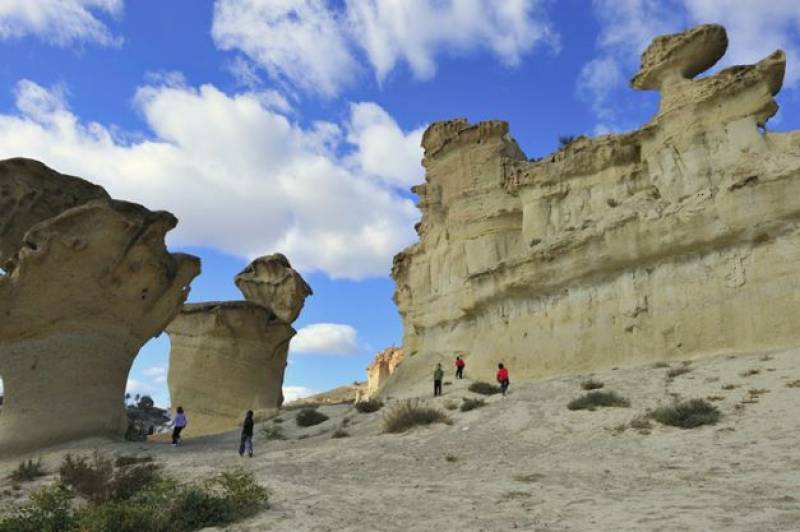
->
[166, 302, 294, 436]
[387, 25, 800, 393]
[0, 199, 199, 454]
[365, 347, 404, 398]
[234, 253, 312, 323]
[0, 158, 110, 270]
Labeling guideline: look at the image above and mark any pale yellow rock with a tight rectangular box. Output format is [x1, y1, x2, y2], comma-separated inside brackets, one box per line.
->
[386, 25, 800, 395]
[234, 253, 312, 323]
[0, 158, 109, 270]
[0, 199, 200, 454]
[365, 347, 404, 398]
[166, 301, 295, 436]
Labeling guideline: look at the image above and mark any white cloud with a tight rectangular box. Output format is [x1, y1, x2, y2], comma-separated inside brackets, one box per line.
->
[282, 385, 317, 402]
[211, 0, 558, 97]
[0, 0, 123, 47]
[0, 79, 421, 279]
[126, 378, 153, 396]
[290, 323, 360, 355]
[142, 366, 167, 384]
[580, 0, 800, 125]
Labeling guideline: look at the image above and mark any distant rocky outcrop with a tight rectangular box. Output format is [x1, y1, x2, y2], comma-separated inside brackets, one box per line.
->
[167, 256, 311, 436]
[386, 24, 800, 393]
[365, 347, 404, 398]
[0, 170, 199, 453]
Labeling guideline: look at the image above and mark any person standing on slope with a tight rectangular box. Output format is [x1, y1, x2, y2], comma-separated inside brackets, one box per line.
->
[455, 355, 466, 380]
[172, 406, 187, 446]
[239, 410, 255, 458]
[497, 363, 510, 396]
[434, 363, 444, 396]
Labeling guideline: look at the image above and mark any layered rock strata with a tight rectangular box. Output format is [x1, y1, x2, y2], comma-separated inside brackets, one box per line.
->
[167, 255, 310, 436]
[0, 197, 199, 454]
[387, 25, 800, 392]
[365, 347, 404, 398]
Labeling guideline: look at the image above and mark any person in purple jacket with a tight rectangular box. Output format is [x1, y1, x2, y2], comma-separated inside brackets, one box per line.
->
[172, 406, 187, 446]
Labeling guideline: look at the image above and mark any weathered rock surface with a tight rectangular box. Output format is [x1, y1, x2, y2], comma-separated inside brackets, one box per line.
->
[386, 25, 800, 393]
[365, 347, 404, 398]
[168, 255, 311, 436]
[0, 199, 199, 454]
[0, 158, 110, 270]
[235, 253, 312, 323]
[166, 301, 295, 436]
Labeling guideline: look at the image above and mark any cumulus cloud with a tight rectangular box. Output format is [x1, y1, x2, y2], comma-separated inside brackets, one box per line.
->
[282, 385, 317, 402]
[126, 378, 153, 396]
[141, 366, 167, 384]
[212, 0, 558, 97]
[0, 79, 421, 279]
[0, 0, 123, 47]
[579, 0, 800, 126]
[290, 323, 360, 355]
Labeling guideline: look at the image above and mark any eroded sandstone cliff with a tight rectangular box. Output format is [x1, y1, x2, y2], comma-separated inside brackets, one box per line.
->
[365, 347, 404, 398]
[0, 196, 199, 454]
[387, 24, 800, 392]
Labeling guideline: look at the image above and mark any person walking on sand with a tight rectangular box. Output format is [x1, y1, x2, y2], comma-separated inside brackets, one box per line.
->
[434, 363, 444, 396]
[455, 355, 466, 380]
[239, 410, 255, 458]
[497, 363, 510, 396]
[172, 406, 187, 446]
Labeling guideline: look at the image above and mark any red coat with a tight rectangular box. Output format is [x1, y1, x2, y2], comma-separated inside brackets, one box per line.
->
[497, 368, 509, 382]
[455, 358, 465, 368]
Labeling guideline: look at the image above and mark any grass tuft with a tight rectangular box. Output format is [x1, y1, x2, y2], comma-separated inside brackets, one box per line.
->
[295, 408, 329, 427]
[650, 399, 721, 429]
[10, 459, 47, 483]
[580, 379, 604, 391]
[383, 400, 450, 434]
[460, 398, 486, 412]
[468, 382, 501, 396]
[355, 399, 383, 413]
[567, 391, 630, 411]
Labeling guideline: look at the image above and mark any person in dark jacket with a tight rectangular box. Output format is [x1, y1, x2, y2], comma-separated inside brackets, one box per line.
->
[239, 410, 255, 457]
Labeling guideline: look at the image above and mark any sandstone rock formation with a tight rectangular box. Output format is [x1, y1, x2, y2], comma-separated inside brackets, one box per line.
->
[0, 158, 109, 270]
[166, 302, 295, 436]
[386, 24, 800, 393]
[235, 253, 313, 323]
[167, 255, 311, 436]
[365, 347, 404, 398]
[0, 197, 199, 454]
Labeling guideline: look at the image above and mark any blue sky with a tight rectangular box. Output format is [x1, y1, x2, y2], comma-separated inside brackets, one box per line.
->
[1, 1, 799, 405]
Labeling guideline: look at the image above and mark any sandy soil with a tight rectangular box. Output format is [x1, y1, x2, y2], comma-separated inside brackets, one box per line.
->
[2, 348, 800, 531]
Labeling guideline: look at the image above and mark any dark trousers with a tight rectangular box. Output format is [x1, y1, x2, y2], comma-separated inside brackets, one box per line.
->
[172, 426, 184, 444]
[500, 379, 510, 396]
[434, 379, 443, 396]
[455, 366, 464, 379]
[239, 434, 253, 456]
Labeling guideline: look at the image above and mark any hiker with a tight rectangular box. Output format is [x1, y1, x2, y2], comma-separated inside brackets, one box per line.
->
[172, 406, 187, 446]
[497, 363, 510, 396]
[455, 355, 465, 380]
[434, 363, 444, 396]
[239, 410, 254, 458]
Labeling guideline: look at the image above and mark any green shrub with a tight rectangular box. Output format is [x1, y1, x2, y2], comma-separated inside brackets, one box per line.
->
[113, 455, 154, 468]
[9, 458, 47, 483]
[650, 399, 721, 429]
[261, 425, 286, 441]
[107, 463, 162, 502]
[355, 399, 383, 413]
[296, 408, 329, 427]
[383, 400, 450, 433]
[468, 382, 501, 396]
[460, 398, 486, 412]
[59, 451, 114, 503]
[580, 379, 604, 391]
[567, 391, 630, 411]
[0, 484, 74, 532]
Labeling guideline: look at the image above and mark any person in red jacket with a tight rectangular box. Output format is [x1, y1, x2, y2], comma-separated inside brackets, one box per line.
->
[496, 363, 509, 396]
[454, 355, 466, 380]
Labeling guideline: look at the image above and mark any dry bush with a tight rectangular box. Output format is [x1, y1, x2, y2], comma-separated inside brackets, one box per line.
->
[10, 458, 47, 483]
[650, 399, 721, 429]
[295, 408, 329, 427]
[383, 400, 450, 433]
[721, 384, 738, 390]
[261, 425, 286, 441]
[460, 398, 486, 412]
[786, 380, 800, 388]
[706, 395, 725, 402]
[652, 361, 670, 368]
[629, 416, 652, 430]
[468, 382, 501, 395]
[331, 429, 350, 439]
[445, 454, 458, 463]
[666, 366, 691, 379]
[739, 369, 761, 377]
[443, 400, 459, 411]
[355, 398, 383, 413]
[580, 379, 604, 391]
[567, 391, 630, 411]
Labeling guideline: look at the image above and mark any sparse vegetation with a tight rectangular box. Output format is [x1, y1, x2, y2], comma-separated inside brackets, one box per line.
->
[650, 399, 721, 429]
[740, 369, 761, 377]
[706, 395, 725, 402]
[786, 380, 800, 388]
[295, 408, 329, 427]
[261, 425, 286, 441]
[383, 400, 450, 433]
[460, 398, 486, 412]
[0, 453, 269, 532]
[355, 398, 383, 413]
[272, 417, 283, 423]
[567, 391, 630, 411]
[652, 361, 670, 368]
[331, 429, 350, 439]
[513, 473, 545, 483]
[443, 400, 459, 411]
[558, 134, 586, 148]
[580, 379, 604, 391]
[666, 366, 691, 379]
[114, 455, 154, 468]
[468, 382, 501, 396]
[721, 383, 738, 390]
[9, 458, 47, 483]
[444, 454, 458, 463]
[629, 416, 652, 431]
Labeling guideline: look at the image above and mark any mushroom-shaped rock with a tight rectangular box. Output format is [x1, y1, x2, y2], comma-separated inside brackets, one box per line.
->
[166, 301, 294, 436]
[234, 253, 312, 323]
[0, 200, 200, 454]
[631, 24, 728, 90]
[0, 158, 110, 269]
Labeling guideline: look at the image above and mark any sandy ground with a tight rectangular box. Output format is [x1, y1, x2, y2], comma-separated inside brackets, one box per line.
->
[2, 348, 800, 531]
